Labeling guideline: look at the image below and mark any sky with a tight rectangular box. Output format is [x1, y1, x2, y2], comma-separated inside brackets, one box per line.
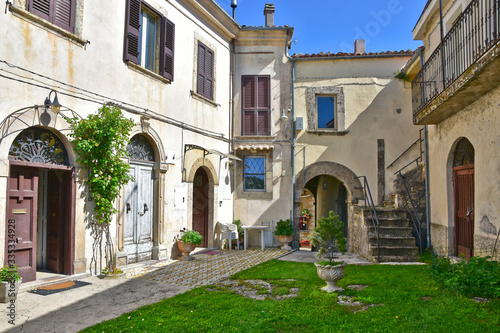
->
[215, 0, 428, 55]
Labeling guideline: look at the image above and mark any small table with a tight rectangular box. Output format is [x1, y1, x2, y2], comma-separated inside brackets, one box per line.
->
[242, 225, 269, 251]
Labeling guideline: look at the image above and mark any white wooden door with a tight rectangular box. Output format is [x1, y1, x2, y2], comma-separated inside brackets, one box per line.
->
[124, 163, 154, 263]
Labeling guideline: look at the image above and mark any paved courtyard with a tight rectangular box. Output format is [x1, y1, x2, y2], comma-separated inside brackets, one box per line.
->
[0, 248, 290, 333]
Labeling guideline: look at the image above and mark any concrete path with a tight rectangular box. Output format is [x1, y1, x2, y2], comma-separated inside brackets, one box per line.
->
[0, 248, 288, 333]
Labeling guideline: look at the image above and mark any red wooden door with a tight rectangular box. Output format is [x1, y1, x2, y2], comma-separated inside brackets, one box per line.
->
[454, 164, 474, 259]
[192, 168, 208, 247]
[5, 166, 38, 282]
[46, 170, 66, 273]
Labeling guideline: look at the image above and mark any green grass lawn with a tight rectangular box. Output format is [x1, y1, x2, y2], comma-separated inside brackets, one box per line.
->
[81, 260, 500, 332]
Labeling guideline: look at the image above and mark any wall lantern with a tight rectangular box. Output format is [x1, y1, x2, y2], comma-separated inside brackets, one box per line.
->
[44, 90, 62, 114]
[323, 181, 327, 190]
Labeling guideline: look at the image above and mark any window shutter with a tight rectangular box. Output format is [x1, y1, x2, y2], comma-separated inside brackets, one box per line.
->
[54, 0, 75, 32]
[160, 17, 175, 81]
[241, 75, 270, 136]
[197, 43, 206, 96]
[124, 0, 141, 64]
[205, 48, 214, 100]
[27, 0, 50, 22]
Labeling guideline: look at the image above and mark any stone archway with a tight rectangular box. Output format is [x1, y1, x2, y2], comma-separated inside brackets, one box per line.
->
[294, 162, 363, 248]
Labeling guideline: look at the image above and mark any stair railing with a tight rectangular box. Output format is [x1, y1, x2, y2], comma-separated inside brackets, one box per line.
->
[354, 176, 380, 262]
[395, 172, 424, 255]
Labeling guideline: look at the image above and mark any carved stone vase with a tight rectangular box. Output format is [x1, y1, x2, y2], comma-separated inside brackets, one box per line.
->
[277, 235, 293, 250]
[315, 262, 346, 292]
[177, 240, 196, 261]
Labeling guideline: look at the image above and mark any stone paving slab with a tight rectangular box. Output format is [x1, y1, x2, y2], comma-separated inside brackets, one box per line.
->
[0, 248, 288, 333]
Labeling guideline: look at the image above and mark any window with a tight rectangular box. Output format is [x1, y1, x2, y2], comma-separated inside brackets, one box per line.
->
[124, 0, 175, 80]
[306, 86, 345, 132]
[197, 42, 214, 100]
[243, 156, 265, 191]
[242, 75, 270, 136]
[317, 96, 336, 129]
[26, 0, 76, 32]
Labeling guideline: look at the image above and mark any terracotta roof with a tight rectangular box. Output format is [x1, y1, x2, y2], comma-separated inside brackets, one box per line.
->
[291, 49, 414, 59]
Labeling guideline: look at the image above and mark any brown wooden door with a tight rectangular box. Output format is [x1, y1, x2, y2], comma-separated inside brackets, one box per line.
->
[5, 166, 38, 282]
[454, 164, 474, 259]
[46, 170, 66, 273]
[192, 168, 208, 247]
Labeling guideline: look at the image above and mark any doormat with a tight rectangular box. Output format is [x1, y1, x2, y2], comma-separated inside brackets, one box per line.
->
[28, 280, 91, 296]
[204, 251, 219, 255]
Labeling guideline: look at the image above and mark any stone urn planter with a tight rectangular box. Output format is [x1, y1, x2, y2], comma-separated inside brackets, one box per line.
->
[315, 262, 346, 292]
[177, 240, 196, 261]
[0, 278, 22, 303]
[277, 235, 293, 250]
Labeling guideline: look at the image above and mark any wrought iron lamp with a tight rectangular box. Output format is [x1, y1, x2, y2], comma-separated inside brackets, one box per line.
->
[44, 90, 62, 114]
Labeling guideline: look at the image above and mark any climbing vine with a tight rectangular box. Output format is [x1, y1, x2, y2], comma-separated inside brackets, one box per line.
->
[67, 105, 135, 274]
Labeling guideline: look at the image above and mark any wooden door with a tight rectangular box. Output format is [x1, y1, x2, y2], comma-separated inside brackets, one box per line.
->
[454, 164, 474, 259]
[45, 170, 67, 273]
[192, 168, 208, 247]
[124, 163, 154, 263]
[5, 166, 38, 282]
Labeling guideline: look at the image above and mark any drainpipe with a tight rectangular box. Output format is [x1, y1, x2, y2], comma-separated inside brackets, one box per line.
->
[285, 29, 298, 248]
[420, 47, 431, 249]
[230, 38, 236, 222]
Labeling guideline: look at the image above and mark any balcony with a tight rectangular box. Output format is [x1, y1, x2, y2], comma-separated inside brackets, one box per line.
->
[412, 0, 500, 124]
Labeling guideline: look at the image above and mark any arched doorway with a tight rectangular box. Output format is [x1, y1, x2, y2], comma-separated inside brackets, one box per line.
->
[123, 134, 155, 263]
[192, 168, 209, 247]
[453, 138, 475, 258]
[6, 127, 74, 282]
[301, 175, 349, 250]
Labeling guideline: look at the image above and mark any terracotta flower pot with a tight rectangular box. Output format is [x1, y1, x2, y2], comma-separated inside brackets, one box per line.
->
[315, 262, 346, 292]
[178, 240, 196, 261]
[277, 234, 293, 250]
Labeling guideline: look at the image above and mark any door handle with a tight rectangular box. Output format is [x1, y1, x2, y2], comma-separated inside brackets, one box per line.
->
[126, 203, 131, 214]
[138, 204, 148, 216]
[467, 208, 474, 221]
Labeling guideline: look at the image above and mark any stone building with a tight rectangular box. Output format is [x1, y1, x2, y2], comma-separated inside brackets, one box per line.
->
[0, 0, 239, 282]
[404, 0, 500, 258]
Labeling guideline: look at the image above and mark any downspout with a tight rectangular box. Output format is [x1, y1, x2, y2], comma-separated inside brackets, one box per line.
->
[285, 29, 297, 248]
[230, 38, 236, 221]
[421, 47, 431, 249]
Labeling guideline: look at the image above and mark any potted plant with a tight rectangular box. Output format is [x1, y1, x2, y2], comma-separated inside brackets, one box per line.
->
[0, 265, 22, 303]
[310, 211, 347, 293]
[274, 219, 294, 250]
[98, 258, 125, 279]
[232, 220, 245, 249]
[178, 230, 203, 261]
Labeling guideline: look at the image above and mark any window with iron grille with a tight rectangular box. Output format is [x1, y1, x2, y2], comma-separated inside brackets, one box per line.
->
[26, 0, 76, 32]
[196, 42, 214, 100]
[124, 0, 175, 81]
[243, 156, 265, 191]
[242, 75, 270, 136]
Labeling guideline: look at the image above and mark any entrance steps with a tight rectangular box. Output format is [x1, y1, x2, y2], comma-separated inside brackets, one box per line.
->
[355, 206, 419, 262]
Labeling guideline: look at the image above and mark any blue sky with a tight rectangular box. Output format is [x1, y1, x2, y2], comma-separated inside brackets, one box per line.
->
[215, 0, 428, 55]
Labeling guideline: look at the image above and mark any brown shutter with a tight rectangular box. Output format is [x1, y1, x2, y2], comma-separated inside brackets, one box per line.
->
[205, 48, 214, 100]
[124, 0, 141, 64]
[160, 17, 175, 81]
[197, 43, 206, 96]
[242, 76, 255, 135]
[241, 75, 270, 136]
[27, 0, 50, 21]
[54, 0, 75, 32]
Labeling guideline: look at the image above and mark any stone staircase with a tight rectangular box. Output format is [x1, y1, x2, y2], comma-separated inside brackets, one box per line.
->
[358, 206, 420, 262]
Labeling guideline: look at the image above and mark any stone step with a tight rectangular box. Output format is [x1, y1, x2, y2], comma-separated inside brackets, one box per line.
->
[360, 207, 408, 220]
[366, 218, 412, 228]
[369, 236, 417, 247]
[376, 255, 420, 263]
[370, 245, 419, 257]
[368, 226, 414, 237]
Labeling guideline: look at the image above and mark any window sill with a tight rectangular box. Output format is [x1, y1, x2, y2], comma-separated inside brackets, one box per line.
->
[234, 136, 276, 140]
[125, 61, 171, 84]
[9, 4, 87, 47]
[306, 129, 349, 136]
[190, 91, 219, 107]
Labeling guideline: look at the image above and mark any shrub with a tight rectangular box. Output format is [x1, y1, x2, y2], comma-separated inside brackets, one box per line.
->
[274, 219, 294, 236]
[310, 211, 347, 265]
[0, 265, 21, 282]
[181, 230, 203, 245]
[430, 255, 500, 298]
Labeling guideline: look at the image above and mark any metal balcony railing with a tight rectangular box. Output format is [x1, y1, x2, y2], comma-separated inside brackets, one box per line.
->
[412, 0, 500, 117]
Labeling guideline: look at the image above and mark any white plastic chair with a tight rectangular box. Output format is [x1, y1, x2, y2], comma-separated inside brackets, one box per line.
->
[217, 222, 239, 250]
